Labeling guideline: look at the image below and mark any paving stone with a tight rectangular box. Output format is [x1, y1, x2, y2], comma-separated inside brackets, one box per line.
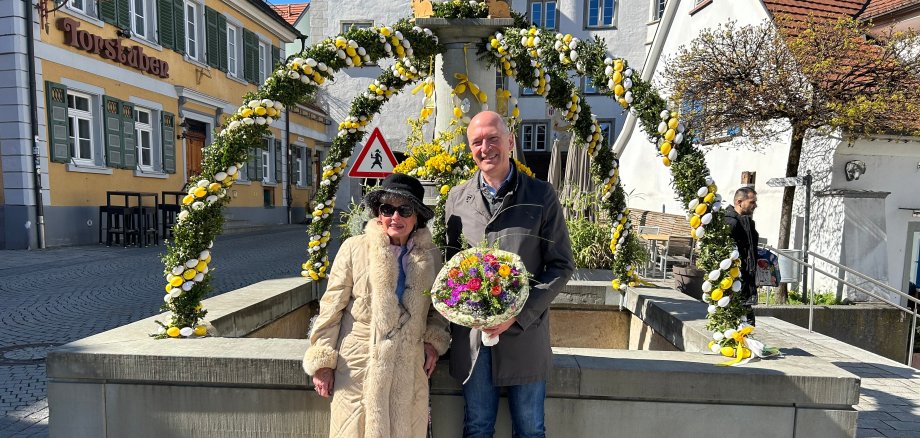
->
[0, 225, 313, 437]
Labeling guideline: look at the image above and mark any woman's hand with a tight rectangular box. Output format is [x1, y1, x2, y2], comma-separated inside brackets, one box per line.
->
[423, 342, 438, 378]
[313, 367, 334, 397]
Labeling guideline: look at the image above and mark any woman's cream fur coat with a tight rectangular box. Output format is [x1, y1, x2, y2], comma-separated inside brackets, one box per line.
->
[303, 222, 450, 438]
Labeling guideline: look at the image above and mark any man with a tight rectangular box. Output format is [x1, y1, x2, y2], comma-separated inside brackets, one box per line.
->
[445, 111, 574, 438]
[724, 187, 759, 325]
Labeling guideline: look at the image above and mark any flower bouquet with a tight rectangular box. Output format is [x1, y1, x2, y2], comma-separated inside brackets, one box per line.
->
[431, 247, 531, 346]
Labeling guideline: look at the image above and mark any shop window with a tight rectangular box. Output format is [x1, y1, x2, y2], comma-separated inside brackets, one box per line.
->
[227, 24, 239, 77]
[520, 122, 548, 152]
[66, 91, 95, 164]
[185, 2, 199, 60]
[586, 0, 616, 28]
[134, 107, 154, 170]
[340, 21, 374, 33]
[529, 1, 558, 29]
[263, 187, 275, 207]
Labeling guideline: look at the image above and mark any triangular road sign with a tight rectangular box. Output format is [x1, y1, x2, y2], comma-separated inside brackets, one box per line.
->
[348, 127, 398, 178]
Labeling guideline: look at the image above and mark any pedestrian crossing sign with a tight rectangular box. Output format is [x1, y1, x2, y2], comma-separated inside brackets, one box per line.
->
[348, 127, 398, 178]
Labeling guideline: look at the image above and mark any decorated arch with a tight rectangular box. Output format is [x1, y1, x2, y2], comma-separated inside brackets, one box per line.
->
[158, 0, 754, 362]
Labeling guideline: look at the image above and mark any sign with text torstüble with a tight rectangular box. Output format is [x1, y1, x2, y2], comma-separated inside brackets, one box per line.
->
[348, 127, 398, 178]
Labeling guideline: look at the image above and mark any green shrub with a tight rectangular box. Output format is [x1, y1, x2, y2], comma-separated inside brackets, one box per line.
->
[567, 218, 615, 269]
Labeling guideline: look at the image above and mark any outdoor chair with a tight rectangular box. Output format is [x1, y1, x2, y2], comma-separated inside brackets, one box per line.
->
[657, 236, 694, 279]
[636, 226, 661, 276]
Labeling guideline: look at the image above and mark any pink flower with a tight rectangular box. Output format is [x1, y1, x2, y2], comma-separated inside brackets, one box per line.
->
[467, 278, 482, 291]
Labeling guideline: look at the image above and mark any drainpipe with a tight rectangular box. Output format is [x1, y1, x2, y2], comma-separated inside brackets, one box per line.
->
[285, 107, 292, 224]
[25, 0, 46, 249]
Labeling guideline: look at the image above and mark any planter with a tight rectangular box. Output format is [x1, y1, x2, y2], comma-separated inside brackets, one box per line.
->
[673, 266, 705, 301]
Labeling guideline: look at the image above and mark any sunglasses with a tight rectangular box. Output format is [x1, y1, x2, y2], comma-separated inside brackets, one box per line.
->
[379, 203, 415, 217]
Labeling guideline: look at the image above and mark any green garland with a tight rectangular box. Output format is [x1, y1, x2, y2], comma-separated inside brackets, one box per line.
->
[160, 1, 753, 360]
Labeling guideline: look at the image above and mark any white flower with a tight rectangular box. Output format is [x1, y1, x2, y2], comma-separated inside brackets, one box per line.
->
[192, 201, 205, 210]
[178, 210, 189, 222]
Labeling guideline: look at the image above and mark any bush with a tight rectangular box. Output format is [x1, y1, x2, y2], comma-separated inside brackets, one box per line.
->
[566, 218, 614, 270]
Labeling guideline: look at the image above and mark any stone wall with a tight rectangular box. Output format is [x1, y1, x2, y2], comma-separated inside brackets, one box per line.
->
[47, 277, 861, 437]
[754, 304, 913, 363]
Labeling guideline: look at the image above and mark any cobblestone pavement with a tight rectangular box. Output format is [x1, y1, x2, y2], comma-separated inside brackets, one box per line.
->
[0, 225, 312, 437]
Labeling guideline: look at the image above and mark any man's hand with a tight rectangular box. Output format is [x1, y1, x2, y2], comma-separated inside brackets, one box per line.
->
[423, 342, 438, 377]
[482, 317, 516, 337]
[313, 367, 334, 397]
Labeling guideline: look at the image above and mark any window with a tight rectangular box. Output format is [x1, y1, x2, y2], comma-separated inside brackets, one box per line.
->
[293, 152, 303, 185]
[583, 77, 599, 94]
[135, 108, 153, 169]
[186, 2, 199, 59]
[130, 0, 148, 38]
[598, 120, 614, 148]
[520, 122, 548, 152]
[262, 149, 271, 183]
[66, 91, 94, 163]
[67, 0, 91, 15]
[653, 0, 667, 20]
[586, 0, 616, 28]
[529, 1, 558, 29]
[258, 42, 267, 83]
[340, 21, 374, 33]
[227, 25, 239, 76]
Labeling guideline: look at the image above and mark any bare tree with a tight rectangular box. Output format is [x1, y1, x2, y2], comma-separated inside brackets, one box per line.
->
[664, 16, 920, 302]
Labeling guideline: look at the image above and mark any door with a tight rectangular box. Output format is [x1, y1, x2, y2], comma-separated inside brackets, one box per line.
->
[186, 132, 205, 177]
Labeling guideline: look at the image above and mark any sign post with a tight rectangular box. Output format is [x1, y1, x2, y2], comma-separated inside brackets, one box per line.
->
[767, 171, 813, 330]
[348, 127, 398, 179]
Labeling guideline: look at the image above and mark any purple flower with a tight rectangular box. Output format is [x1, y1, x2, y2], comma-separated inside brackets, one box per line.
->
[468, 268, 478, 277]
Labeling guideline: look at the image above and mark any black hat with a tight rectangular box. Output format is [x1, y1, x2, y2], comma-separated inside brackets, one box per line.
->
[363, 173, 435, 226]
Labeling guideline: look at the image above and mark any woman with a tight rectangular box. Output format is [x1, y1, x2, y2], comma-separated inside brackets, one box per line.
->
[303, 173, 450, 438]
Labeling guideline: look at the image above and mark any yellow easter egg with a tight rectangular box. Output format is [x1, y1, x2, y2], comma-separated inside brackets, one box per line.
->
[194, 325, 207, 336]
[720, 346, 735, 357]
[720, 277, 733, 290]
[695, 203, 708, 215]
[167, 327, 181, 337]
[711, 289, 724, 301]
[660, 142, 672, 156]
[690, 215, 701, 228]
[662, 157, 671, 167]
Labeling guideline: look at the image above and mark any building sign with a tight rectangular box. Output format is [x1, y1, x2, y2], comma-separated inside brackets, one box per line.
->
[57, 18, 170, 78]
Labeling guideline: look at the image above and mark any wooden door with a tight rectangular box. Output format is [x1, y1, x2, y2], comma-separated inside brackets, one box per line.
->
[186, 132, 205, 177]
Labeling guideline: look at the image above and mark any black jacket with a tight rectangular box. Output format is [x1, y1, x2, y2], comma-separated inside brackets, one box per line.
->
[724, 205, 759, 305]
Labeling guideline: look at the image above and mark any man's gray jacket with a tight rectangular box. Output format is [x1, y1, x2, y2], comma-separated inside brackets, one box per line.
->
[444, 165, 574, 386]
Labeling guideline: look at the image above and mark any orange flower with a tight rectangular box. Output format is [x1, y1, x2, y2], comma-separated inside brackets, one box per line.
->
[448, 268, 461, 279]
[498, 265, 511, 277]
[491, 285, 502, 296]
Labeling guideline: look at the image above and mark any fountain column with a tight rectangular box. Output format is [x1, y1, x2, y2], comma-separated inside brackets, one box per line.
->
[415, 17, 515, 136]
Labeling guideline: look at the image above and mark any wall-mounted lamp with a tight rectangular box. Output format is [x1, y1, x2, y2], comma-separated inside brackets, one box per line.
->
[844, 159, 866, 181]
[115, 28, 132, 38]
[176, 119, 190, 140]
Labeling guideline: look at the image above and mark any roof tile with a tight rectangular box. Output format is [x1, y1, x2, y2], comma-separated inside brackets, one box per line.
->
[270, 3, 310, 26]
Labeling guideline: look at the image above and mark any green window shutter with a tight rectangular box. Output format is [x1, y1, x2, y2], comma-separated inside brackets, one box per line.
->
[217, 14, 228, 72]
[45, 81, 70, 163]
[205, 7, 219, 68]
[246, 148, 257, 181]
[274, 139, 282, 183]
[256, 147, 264, 181]
[99, 0, 117, 25]
[103, 96, 124, 168]
[157, 0, 174, 49]
[304, 148, 312, 185]
[116, 0, 131, 30]
[271, 45, 281, 71]
[173, 0, 186, 54]
[161, 112, 176, 173]
[242, 29, 256, 84]
[120, 101, 137, 169]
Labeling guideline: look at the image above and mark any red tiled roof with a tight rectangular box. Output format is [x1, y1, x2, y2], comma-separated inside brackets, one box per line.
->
[270, 3, 310, 26]
[762, 0, 869, 21]
[862, 0, 920, 18]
